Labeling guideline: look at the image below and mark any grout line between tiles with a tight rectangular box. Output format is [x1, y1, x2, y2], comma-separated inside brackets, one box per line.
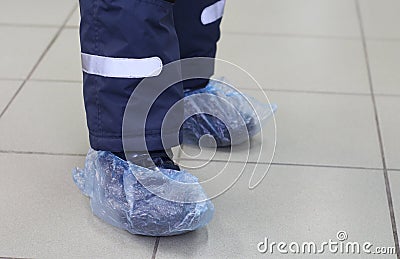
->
[262, 89, 400, 98]
[365, 37, 400, 42]
[374, 93, 400, 98]
[1, 148, 392, 172]
[29, 78, 82, 83]
[179, 157, 385, 172]
[223, 30, 400, 42]
[222, 30, 363, 41]
[10, 78, 400, 97]
[263, 162, 383, 171]
[0, 23, 60, 28]
[355, 0, 400, 257]
[65, 25, 80, 29]
[257, 88, 372, 97]
[4, 77, 400, 98]
[0, 78, 25, 82]
[3, 77, 400, 98]
[2, 22, 400, 42]
[151, 237, 160, 259]
[262, 88, 400, 98]
[0, 150, 86, 157]
[222, 28, 400, 41]
[0, 4, 78, 120]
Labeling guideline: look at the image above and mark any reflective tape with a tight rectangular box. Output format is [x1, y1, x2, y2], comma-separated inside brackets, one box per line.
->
[81, 53, 163, 78]
[201, 0, 226, 25]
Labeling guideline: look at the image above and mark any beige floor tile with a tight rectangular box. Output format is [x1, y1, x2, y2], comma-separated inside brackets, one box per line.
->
[32, 28, 82, 81]
[0, 0, 76, 26]
[216, 34, 370, 94]
[0, 153, 155, 259]
[0, 81, 89, 154]
[66, 7, 80, 27]
[0, 80, 21, 114]
[359, 0, 400, 39]
[376, 96, 400, 170]
[367, 40, 400, 95]
[387, 171, 400, 250]
[157, 163, 395, 258]
[181, 90, 383, 168]
[222, 0, 360, 37]
[0, 26, 57, 80]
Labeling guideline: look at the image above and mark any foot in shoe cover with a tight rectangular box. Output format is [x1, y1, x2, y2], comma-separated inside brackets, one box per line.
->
[181, 79, 277, 147]
[72, 149, 214, 236]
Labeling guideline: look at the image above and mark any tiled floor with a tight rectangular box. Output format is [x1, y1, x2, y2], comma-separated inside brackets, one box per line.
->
[0, 0, 399, 258]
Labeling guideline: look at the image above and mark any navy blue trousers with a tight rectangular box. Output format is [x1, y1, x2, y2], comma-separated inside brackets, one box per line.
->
[79, 0, 224, 152]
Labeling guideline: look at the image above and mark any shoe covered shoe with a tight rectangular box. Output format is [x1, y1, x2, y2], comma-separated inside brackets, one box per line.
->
[73, 149, 214, 236]
[181, 79, 277, 147]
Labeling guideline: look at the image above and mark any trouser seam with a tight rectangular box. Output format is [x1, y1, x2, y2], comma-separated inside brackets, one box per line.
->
[93, 0, 102, 146]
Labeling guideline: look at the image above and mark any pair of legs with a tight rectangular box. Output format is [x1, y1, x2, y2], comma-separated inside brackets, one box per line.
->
[79, 0, 225, 153]
[75, 0, 278, 236]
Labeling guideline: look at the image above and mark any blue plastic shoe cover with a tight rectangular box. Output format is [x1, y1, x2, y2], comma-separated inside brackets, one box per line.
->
[181, 79, 277, 147]
[72, 149, 214, 236]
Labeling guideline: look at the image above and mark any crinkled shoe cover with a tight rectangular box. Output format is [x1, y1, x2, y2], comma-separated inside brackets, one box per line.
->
[182, 79, 277, 147]
[72, 149, 214, 236]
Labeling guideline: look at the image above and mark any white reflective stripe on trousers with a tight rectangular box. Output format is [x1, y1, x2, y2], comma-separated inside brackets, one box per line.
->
[81, 53, 163, 78]
[201, 0, 226, 25]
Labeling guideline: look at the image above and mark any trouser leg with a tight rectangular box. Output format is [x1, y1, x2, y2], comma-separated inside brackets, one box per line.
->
[173, 0, 225, 90]
[79, 0, 182, 152]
